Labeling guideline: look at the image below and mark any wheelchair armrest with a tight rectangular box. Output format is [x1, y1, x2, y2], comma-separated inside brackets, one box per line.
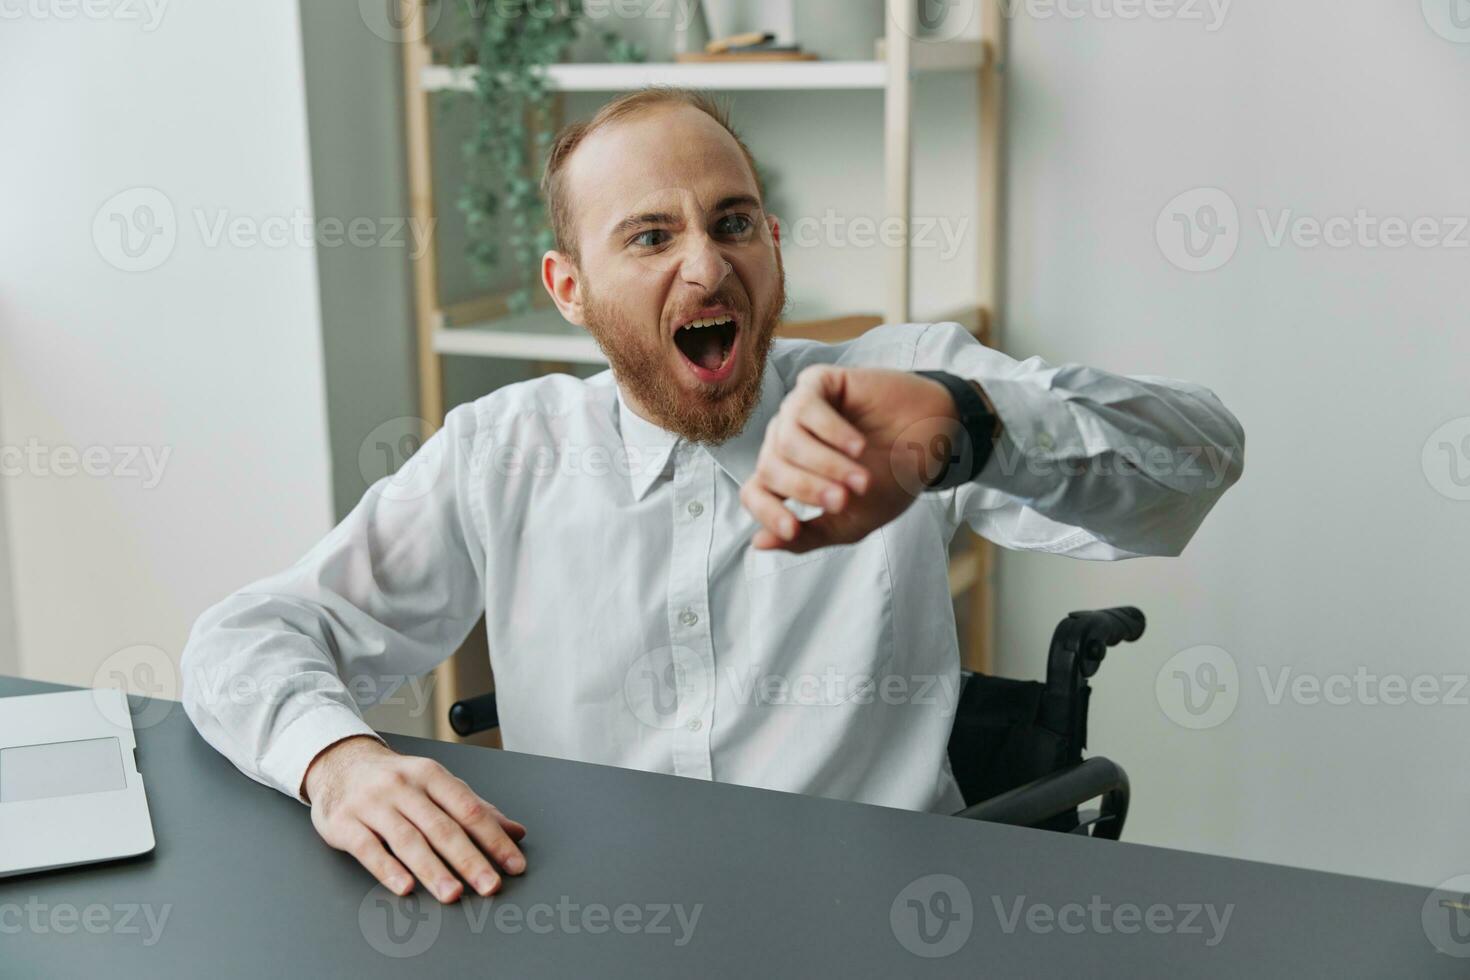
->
[953, 756, 1130, 841]
[448, 691, 500, 738]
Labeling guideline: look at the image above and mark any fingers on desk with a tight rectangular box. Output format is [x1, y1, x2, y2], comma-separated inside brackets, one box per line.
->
[390, 795, 484, 902]
[342, 824, 415, 898]
[425, 772, 528, 878]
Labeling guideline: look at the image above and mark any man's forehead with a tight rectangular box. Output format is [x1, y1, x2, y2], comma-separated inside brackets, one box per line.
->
[566, 108, 759, 240]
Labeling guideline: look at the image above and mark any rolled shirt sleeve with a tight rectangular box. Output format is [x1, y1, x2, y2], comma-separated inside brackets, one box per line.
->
[180, 401, 489, 802]
[913, 322, 1244, 559]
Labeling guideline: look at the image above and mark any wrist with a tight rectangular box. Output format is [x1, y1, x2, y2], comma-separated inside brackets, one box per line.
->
[911, 370, 1001, 490]
[915, 373, 962, 423]
[302, 734, 388, 804]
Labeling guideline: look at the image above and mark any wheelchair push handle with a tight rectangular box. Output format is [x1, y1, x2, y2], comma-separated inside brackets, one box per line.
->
[1051, 606, 1145, 682]
[1069, 606, 1145, 647]
[448, 691, 500, 738]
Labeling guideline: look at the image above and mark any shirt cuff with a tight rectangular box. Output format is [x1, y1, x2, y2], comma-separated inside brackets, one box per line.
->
[970, 375, 1084, 501]
[258, 703, 386, 805]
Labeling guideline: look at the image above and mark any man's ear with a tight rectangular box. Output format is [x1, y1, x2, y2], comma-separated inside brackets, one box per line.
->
[542, 250, 585, 327]
[766, 214, 781, 250]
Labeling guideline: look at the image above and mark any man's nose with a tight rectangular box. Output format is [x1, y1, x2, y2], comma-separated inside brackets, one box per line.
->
[678, 234, 731, 292]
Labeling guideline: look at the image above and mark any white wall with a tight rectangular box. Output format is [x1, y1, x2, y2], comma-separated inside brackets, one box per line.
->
[994, 0, 1470, 887]
[0, 2, 333, 691]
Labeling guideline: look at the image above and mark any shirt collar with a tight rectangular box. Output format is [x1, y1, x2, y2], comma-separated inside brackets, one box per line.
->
[615, 386, 679, 501]
[615, 358, 786, 501]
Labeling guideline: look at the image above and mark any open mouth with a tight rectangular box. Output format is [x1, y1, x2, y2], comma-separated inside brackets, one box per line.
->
[672, 313, 739, 383]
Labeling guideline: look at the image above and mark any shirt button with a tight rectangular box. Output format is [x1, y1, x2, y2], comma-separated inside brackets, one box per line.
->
[1036, 432, 1055, 451]
[679, 607, 699, 627]
[687, 501, 704, 518]
[687, 718, 703, 732]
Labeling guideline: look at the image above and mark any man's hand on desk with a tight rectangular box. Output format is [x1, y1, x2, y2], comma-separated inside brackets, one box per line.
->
[302, 735, 527, 903]
[739, 365, 983, 554]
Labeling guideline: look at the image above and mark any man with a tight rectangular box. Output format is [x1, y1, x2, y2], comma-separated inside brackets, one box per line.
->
[181, 88, 1243, 906]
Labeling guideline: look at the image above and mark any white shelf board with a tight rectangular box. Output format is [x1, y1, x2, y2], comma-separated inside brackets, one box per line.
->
[434, 309, 606, 364]
[420, 42, 987, 94]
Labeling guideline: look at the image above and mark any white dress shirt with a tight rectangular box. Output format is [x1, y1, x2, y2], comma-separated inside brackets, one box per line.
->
[181, 322, 1243, 814]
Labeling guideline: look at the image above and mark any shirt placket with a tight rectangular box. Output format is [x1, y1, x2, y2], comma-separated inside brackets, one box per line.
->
[666, 442, 716, 780]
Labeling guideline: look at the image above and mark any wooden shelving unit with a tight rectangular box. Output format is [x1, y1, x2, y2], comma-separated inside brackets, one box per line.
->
[398, 0, 1007, 740]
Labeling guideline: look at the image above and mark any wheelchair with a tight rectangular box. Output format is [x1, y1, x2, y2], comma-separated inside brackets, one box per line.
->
[449, 607, 1145, 840]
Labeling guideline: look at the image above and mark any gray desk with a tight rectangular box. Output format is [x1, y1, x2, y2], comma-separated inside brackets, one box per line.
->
[1, 675, 1461, 978]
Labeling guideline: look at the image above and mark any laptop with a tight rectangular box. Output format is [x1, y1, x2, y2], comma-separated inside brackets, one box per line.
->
[0, 687, 156, 877]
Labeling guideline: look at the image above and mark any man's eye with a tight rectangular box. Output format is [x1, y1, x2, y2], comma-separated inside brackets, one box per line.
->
[632, 229, 669, 248]
[719, 214, 754, 236]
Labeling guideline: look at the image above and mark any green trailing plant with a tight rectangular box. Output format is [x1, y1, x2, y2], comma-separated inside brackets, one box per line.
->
[452, 0, 646, 315]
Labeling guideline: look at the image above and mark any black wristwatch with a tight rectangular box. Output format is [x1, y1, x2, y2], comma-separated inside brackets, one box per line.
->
[913, 370, 1001, 491]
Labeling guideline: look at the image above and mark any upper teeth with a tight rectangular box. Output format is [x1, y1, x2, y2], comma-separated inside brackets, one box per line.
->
[680, 315, 733, 331]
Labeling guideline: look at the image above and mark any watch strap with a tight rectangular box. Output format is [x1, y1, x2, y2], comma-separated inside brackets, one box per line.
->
[913, 370, 998, 491]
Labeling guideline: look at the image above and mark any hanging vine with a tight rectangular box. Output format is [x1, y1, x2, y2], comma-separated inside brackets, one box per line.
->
[451, 0, 646, 315]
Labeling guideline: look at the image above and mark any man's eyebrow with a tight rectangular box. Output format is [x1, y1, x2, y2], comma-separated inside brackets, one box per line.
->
[607, 194, 763, 240]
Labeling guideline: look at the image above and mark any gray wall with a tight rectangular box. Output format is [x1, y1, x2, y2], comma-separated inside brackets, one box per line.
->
[298, 2, 421, 521]
[993, 0, 1470, 887]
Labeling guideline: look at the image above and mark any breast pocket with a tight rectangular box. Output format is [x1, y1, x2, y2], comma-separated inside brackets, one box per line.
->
[740, 532, 896, 706]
